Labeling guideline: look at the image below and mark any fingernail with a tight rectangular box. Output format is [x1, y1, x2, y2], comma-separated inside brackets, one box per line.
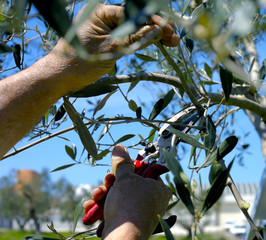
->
[112, 145, 128, 158]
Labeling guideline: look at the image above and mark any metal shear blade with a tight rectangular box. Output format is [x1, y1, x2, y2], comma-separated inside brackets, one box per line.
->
[138, 106, 203, 166]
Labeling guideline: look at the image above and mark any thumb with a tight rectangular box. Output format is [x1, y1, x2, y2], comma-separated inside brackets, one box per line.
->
[111, 145, 135, 179]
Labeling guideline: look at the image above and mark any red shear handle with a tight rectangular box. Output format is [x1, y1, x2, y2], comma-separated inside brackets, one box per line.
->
[82, 161, 169, 226]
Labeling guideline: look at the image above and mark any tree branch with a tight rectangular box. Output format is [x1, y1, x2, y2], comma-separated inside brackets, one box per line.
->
[95, 73, 266, 121]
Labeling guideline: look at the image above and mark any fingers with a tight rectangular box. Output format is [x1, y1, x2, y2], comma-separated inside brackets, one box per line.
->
[111, 145, 135, 179]
[103, 172, 115, 188]
[92, 185, 108, 202]
[151, 15, 180, 47]
[83, 199, 95, 213]
[83, 172, 115, 213]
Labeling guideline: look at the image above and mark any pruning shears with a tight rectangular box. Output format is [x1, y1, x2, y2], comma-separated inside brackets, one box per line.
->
[83, 105, 204, 236]
[134, 106, 203, 174]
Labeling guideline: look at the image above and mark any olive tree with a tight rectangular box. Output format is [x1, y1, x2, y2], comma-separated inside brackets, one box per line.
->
[0, 0, 265, 239]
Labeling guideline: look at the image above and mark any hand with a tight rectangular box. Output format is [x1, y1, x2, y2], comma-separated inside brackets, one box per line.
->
[83, 145, 170, 240]
[45, 3, 180, 93]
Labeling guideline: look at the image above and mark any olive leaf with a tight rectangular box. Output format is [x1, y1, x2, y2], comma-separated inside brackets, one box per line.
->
[168, 128, 210, 151]
[31, 0, 88, 60]
[127, 81, 139, 94]
[93, 90, 117, 116]
[258, 59, 266, 80]
[204, 135, 238, 167]
[97, 124, 111, 142]
[13, 44, 21, 69]
[189, 133, 201, 163]
[54, 104, 66, 121]
[204, 63, 212, 78]
[73, 198, 84, 233]
[220, 67, 233, 102]
[68, 84, 118, 98]
[183, 37, 194, 56]
[128, 99, 138, 111]
[51, 163, 76, 173]
[136, 106, 142, 119]
[65, 144, 76, 160]
[64, 98, 98, 159]
[209, 160, 223, 184]
[135, 53, 157, 62]
[0, 43, 14, 54]
[204, 115, 216, 151]
[97, 149, 110, 160]
[201, 160, 234, 215]
[164, 150, 195, 216]
[148, 128, 156, 143]
[158, 215, 175, 240]
[114, 134, 135, 145]
[149, 89, 175, 120]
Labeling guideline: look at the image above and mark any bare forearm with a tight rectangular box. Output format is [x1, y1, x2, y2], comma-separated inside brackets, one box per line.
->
[0, 55, 72, 159]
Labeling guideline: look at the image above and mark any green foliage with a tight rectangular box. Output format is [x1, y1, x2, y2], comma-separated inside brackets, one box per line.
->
[1, 0, 265, 238]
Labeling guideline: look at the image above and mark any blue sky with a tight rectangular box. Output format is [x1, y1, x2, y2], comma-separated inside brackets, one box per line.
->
[0, 79, 265, 187]
[0, 1, 265, 189]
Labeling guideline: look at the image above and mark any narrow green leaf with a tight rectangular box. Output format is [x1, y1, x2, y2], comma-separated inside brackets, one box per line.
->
[183, 37, 194, 55]
[201, 80, 219, 85]
[164, 150, 195, 216]
[31, 0, 70, 37]
[149, 89, 175, 120]
[258, 59, 266, 80]
[158, 215, 175, 240]
[108, 63, 118, 76]
[31, 0, 88, 60]
[136, 106, 142, 119]
[220, 67, 233, 102]
[64, 98, 98, 159]
[65, 144, 76, 160]
[208, 161, 223, 184]
[51, 163, 76, 172]
[73, 198, 84, 233]
[149, 98, 164, 120]
[54, 104, 66, 121]
[166, 200, 179, 211]
[114, 134, 135, 145]
[97, 149, 110, 160]
[189, 133, 201, 162]
[204, 135, 238, 167]
[13, 44, 21, 69]
[135, 53, 157, 62]
[69, 84, 118, 98]
[148, 128, 156, 143]
[182, 0, 193, 16]
[0, 43, 14, 54]
[201, 160, 234, 214]
[97, 124, 111, 142]
[191, 2, 206, 21]
[204, 63, 212, 78]
[204, 115, 216, 150]
[127, 81, 139, 94]
[93, 90, 117, 116]
[168, 128, 210, 151]
[128, 99, 138, 111]
[180, 172, 190, 189]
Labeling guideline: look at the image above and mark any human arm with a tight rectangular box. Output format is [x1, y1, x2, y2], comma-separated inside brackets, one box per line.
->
[0, 4, 179, 159]
[83, 145, 170, 240]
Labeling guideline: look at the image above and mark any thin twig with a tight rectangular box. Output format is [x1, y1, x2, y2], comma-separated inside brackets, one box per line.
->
[1, 117, 202, 160]
[156, 42, 204, 113]
[219, 160, 264, 240]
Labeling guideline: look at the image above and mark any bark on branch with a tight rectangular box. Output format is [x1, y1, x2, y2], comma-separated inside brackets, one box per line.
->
[95, 72, 266, 121]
